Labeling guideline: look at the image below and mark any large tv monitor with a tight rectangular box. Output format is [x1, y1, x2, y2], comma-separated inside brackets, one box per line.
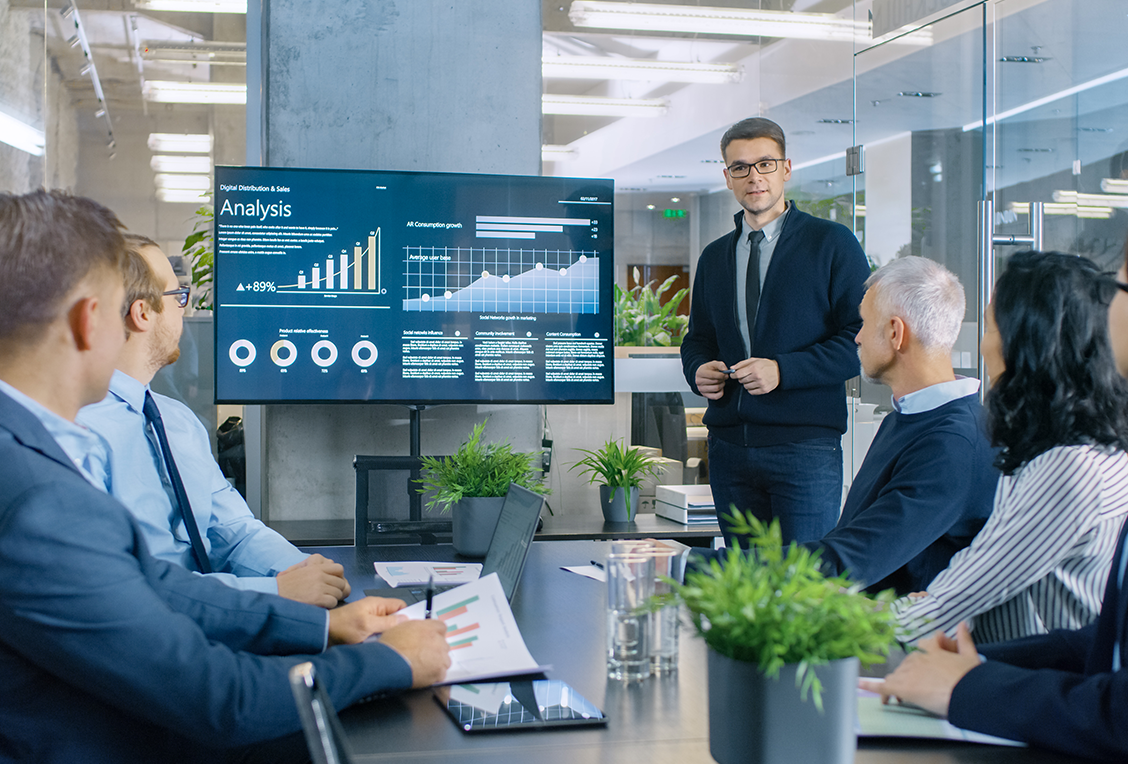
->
[213, 166, 614, 404]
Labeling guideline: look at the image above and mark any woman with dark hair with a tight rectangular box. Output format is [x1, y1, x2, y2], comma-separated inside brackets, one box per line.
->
[893, 250, 1128, 644]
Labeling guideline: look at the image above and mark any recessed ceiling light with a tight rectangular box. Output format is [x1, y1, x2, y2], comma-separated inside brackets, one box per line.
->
[542, 56, 742, 84]
[154, 173, 212, 191]
[818, 118, 853, 124]
[1016, 148, 1053, 153]
[999, 56, 1051, 63]
[541, 94, 668, 117]
[156, 189, 212, 204]
[671, 197, 680, 203]
[148, 133, 212, 153]
[142, 81, 247, 104]
[647, 204, 655, 210]
[1078, 127, 1113, 133]
[150, 155, 212, 173]
[897, 91, 941, 98]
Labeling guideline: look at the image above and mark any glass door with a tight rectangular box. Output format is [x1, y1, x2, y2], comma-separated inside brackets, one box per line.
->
[847, 2, 988, 476]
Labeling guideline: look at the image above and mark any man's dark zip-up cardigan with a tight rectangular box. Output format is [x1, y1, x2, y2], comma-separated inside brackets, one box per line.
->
[680, 205, 871, 447]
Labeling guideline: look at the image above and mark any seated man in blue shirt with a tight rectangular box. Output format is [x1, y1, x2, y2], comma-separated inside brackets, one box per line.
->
[691, 256, 997, 595]
[78, 235, 349, 607]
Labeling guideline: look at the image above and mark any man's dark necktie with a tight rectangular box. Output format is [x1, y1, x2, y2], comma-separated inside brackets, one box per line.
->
[142, 391, 212, 573]
[746, 229, 766, 344]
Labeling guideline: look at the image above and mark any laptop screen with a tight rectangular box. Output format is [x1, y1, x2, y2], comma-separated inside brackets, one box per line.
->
[480, 483, 545, 601]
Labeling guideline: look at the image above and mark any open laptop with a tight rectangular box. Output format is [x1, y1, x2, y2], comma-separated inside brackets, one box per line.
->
[365, 483, 545, 604]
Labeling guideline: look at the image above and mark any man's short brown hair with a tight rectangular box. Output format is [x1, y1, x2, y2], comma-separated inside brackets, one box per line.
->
[720, 117, 787, 160]
[121, 234, 165, 318]
[0, 190, 126, 341]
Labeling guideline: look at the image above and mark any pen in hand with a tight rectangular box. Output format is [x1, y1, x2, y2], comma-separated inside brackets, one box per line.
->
[425, 573, 434, 619]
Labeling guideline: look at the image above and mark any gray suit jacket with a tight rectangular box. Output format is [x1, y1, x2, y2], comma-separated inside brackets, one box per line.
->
[0, 390, 411, 763]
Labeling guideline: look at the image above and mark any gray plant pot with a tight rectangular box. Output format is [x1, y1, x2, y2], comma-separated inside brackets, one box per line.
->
[599, 485, 640, 523]
[452, 497, 505, 557]
[707, 649, 857, 764]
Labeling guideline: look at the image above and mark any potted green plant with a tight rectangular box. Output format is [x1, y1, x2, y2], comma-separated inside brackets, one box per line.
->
[614, 268, 688, 347]
[569, 439, 664, 522]
[670, 512, 896, 764]
[416, 422, 548, 556]
[181, 205, 214, 310]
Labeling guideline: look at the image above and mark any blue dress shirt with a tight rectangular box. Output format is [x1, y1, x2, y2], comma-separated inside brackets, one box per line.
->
[0, 379, 108, 485]
[893, 375, 981, 414]
[78, 370, 307, 593]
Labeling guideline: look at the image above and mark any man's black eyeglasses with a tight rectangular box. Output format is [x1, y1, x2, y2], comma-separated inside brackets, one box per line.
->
[726, 159, 785, 178]
[1116, 281, 1128, 295]
[163, 287, 190, 308]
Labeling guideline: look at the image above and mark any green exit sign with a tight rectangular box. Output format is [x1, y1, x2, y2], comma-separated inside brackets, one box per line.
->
[663, 209, 687, 219]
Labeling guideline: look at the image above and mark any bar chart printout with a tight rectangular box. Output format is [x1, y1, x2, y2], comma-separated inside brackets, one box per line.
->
[373, 562, 482, 588]
[396, 573, 545, 684]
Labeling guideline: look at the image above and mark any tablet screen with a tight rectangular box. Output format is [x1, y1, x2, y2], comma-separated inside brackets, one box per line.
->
[434, 679, 607, 733]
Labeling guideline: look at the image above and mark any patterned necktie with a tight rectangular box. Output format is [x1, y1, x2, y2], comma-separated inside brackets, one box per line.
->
[746, 229, 766, 344]
[142, 392, 212, 574]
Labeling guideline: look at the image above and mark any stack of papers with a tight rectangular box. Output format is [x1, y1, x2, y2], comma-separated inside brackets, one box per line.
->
[655, 485, 716, 525]
[374, 561, 482, 588]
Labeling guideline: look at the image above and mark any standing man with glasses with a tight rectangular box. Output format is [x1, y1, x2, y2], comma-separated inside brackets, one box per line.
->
[78, 235, 352, 607]
[681, 117, 871, 545]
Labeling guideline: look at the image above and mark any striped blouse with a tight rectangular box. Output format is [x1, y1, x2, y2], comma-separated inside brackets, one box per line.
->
[893, 445, 1128, 645]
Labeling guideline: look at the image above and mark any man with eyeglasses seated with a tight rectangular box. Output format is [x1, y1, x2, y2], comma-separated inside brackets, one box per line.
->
[78, 235, 350, 608]
[681, 117, 871, 546]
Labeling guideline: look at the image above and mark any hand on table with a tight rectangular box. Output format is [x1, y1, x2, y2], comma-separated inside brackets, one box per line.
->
[732, 357, 780, 396]
[327, 596, 408, 645]
[858, 622, 981, 717]
[379, 619, 452, 687]
[695, 360, 731, 400]
[277, 553, 351, 607]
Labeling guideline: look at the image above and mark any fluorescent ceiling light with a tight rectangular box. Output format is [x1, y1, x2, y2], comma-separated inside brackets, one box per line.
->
[148, 133, 212, 153]
[568, 1, 930, 45]
[143, 81, 247, 104]
[155, 173, 212, 190]
[1052, 190, 1128, 209]
[1010, 201, 1113, 219]
[156, 189, 212, 204]
[133, 0, 246, 12]
[543, 55, 741, 84]
[542, 144, 577, 161]
[542, 94, 667, 117]
[1102, 178, 1128, 193]
[964, 64, 1128, 131]
[0, 109, 46, 156]
[150, 155, 212, 173]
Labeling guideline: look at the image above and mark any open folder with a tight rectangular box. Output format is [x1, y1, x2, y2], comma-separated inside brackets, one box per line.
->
[391, 573, 550, 686]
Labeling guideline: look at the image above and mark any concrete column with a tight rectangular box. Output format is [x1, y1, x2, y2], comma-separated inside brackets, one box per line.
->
[256, 0, 542, 523]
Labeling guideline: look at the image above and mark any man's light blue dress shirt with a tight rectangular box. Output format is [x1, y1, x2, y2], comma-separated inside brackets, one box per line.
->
[0, 379, 107, 485]
[78, 370, 307, 593]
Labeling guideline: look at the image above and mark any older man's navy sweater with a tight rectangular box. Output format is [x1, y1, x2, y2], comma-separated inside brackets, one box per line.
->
[681, 206, 871, 446]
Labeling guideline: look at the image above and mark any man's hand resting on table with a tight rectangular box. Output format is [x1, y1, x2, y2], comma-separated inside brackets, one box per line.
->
[277, 553, 352, 607]
[327, 596, 409, 646]
[858, 622, 981, 717]
[379, 620, 452, 688]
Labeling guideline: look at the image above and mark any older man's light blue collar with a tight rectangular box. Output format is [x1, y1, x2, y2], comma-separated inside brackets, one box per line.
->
[893, 376, 980, 415]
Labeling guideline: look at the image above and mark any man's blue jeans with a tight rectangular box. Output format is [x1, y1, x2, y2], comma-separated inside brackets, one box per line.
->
[707, 434, 842, 547]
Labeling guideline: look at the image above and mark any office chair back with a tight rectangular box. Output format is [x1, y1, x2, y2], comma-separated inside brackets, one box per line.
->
[288, 662, 355, 764]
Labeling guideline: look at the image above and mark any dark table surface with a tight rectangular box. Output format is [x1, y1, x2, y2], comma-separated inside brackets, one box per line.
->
[304, 542, 1085, 764]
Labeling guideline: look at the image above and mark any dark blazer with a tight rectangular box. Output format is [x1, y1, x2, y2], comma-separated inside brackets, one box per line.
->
[0, 390, 412, 763]
[680, 205, 871, 447]
[948, 515, 1128, 761]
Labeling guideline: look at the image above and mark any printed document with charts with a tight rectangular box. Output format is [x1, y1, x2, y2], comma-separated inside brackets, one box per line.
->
[389, 573, 549, 685]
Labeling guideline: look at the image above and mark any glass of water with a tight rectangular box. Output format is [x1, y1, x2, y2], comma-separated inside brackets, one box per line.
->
[606, 551, 654, 682]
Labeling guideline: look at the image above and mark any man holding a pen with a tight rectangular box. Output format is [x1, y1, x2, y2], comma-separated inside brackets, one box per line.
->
[681, 117, 870, 545]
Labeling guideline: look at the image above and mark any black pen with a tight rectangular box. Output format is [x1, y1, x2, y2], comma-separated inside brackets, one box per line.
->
[425, 573, 434, 619]
[590, 560, 604, 570]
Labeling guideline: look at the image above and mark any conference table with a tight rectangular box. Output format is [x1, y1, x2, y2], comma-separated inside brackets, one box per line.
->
[307, 541, 1084, 764]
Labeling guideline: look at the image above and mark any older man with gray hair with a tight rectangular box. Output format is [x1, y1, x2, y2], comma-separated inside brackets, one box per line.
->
[800, 256, 999, 595]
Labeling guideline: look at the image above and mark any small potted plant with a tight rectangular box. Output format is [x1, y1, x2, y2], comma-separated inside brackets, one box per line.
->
[614, 268, 689, 347]
[670, 512, 896, 764]
[416, 422, 548, 556]
[569, 439, 664, 522]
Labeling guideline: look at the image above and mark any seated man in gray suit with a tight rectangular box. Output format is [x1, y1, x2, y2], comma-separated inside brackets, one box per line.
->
[0, 190, 450, 763]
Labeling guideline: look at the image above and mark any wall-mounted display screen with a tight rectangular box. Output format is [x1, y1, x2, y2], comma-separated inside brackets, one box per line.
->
[213, 166, 614, 404]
